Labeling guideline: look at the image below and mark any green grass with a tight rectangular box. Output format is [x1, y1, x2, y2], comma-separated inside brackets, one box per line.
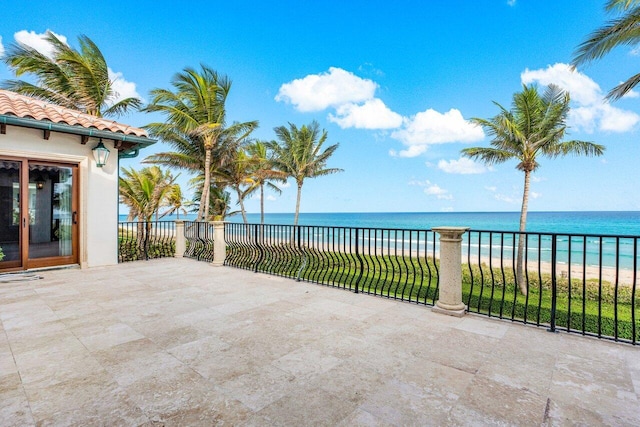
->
[226, 244, 639, 342]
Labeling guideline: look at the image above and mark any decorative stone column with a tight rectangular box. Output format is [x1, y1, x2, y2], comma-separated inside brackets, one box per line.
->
[432, 227, 469, 317]
[211, 221, 226, 267]
[174, 220, 185, 258]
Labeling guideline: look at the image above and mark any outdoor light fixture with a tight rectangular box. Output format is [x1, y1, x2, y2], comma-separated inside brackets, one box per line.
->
[92, 138, 110, 168]
[35, 176, 45, 190]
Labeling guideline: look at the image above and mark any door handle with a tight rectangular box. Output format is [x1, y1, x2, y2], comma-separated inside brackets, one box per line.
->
[23, 217, 26, 228]
[72, 211, 78, 224]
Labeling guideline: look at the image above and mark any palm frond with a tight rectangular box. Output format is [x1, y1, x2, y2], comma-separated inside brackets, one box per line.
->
[572, 6, 640, 66]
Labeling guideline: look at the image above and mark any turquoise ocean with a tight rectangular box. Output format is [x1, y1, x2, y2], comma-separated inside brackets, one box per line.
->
[119, 211, 640, 269]
[122, 211, 640, 236]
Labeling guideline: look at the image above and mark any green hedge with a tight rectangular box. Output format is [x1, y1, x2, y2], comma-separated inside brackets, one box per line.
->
[118, 237, 175, 262]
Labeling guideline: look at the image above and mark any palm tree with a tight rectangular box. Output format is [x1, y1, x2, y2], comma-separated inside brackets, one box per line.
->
[143, 65, 257, 221]
[222, 149, 254, 224]
[2, 31, 141, 117]
[462, 84, 605, 294]
[160, 184, 188, 219]
[119, 166, 177, 221]
[119, 166, 177, 256]
[189, 176, 238, 220]
[246, 140, 287, 224]
[573, 0, 640, 100]
[271, 121, 343, 226]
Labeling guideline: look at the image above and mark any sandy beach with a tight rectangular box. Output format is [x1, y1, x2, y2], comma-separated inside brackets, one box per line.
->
[226, 230, 639, 288]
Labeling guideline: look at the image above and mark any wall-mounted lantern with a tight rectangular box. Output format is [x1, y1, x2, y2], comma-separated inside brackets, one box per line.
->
[35, 176, 45, 190]
[92, 138, 110, 168]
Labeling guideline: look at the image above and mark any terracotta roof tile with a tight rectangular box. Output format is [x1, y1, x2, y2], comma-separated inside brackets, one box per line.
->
[0, 89, 148, 138]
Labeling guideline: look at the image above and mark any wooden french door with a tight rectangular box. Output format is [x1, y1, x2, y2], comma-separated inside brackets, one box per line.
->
[0, 157, 79, 271]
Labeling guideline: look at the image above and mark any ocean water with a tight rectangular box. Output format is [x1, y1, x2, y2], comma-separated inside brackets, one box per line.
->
[120, 211, 640, 269]
[126, 211, 640, 236]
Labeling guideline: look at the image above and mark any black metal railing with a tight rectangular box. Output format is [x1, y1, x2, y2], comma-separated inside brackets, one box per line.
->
[184, 221, 215, 262]
[225, 223, 440, 305]
[224, 223, 639, 344]
[118, 221, 175, 262]
[464, 230, 639, 344]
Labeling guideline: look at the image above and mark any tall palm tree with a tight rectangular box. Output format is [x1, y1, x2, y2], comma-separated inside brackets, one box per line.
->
[143, 65, 257, 220]
[573, 0, 640, 100]
[271, 121, 342, 226]
[246, 140, 287, 224]
[462, 84, 605, 294]
[2, 31, 141, 117]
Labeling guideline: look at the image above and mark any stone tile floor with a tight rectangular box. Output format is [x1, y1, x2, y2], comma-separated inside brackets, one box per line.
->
[0, 258, 638, 426]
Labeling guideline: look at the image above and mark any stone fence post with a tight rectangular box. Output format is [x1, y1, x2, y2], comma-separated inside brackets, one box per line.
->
[432, 227, 469, 317]
[211, 221, 226, 267]
[174, 220, 185, 258]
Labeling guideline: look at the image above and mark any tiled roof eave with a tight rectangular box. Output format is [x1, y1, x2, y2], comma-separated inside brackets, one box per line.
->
[0, 114, 155, 155]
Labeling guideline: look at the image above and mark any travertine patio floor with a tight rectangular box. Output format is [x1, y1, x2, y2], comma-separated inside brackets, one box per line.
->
[0, 258, 638, 426]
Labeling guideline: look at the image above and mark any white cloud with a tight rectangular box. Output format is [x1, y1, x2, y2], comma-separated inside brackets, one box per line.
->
[495, 194, 519, 204]
[530, 192, 541, 199]
[599, 103, 640, 131]
[266, 195, 277, 201]
[389, 145, 426, 158]
[507, 0, 516, 6]
[14, 30, 68, 59]
[569, 106, 598, 133]
[13, 30, 141, 106]
[277, 67, 483, 154]
[0, 36, 4, 58]
[425, 184, 447, 196]
[521, 63, 640, 133]
[425, 184, 453, 200]
[280, 181, 291, 188]
[275, 67, 377, 112]
[358, 62, 384, 77]
[438, 157, 489, 174]
[411, 180, 454, 200]
[622, 87, 640, 99]
[107, 68, 143, 105]
[441, 207, 454, 212]
[390, 108, 484, 157]
[485, 186, 497, 192]
[328, 98, 402, 129]
[522, 63, 601, 105]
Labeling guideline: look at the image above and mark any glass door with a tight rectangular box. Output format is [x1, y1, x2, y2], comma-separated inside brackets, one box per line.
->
[0, 158, 78, 271]
[0, 160, 22, 269]
[27, 162, 78, 269]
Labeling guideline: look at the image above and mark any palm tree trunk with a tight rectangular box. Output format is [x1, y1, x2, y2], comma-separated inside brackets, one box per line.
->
[516, 170, 531, 295]
[198, 148, 212, 221]
[294, 182, 303, 226]
[236, 187, 248, 224]
[260, 184, 265, 225]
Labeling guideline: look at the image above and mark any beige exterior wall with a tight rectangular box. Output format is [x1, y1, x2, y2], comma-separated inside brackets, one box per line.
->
[0, 125, 119, 268]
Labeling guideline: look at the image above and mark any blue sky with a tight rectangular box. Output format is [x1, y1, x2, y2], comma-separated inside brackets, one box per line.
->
[1, 0, 639, 214]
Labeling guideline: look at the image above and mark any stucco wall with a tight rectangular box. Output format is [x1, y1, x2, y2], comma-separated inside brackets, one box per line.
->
[0, 125, 119, 268]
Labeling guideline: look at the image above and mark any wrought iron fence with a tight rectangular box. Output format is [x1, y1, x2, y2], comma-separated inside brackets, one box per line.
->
[225, 223, 440, 305]
[465, 230, 639, 344]
[184, 221, 215, 262]
[118, 221, 175, 262]
[224, 223, 639, 344]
